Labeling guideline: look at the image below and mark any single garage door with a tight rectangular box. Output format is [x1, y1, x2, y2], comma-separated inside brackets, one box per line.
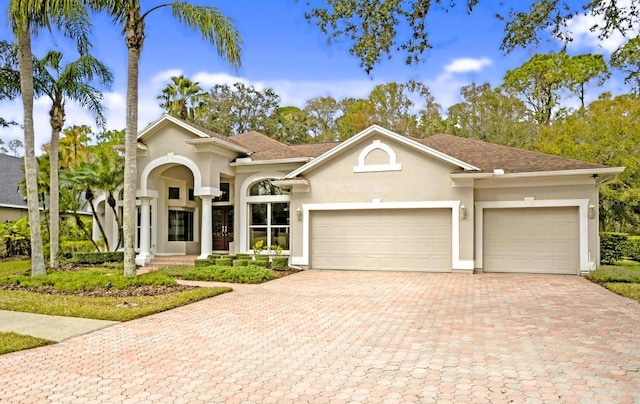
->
[483, 207, 579, 274]
[311, 209, 451, 271]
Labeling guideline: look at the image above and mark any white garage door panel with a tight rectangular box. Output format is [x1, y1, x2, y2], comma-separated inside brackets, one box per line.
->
[311, 209, 451, 271]
[484, 207, 579, 274]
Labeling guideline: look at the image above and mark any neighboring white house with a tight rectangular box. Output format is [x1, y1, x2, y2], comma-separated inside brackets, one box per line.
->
[97, 114, 623, 275]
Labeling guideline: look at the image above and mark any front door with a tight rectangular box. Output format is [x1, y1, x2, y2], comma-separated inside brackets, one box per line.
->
[213, 206, 234, 251]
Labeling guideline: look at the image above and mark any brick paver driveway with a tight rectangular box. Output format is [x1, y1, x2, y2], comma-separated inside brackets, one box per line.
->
[1, 271, 640, 403]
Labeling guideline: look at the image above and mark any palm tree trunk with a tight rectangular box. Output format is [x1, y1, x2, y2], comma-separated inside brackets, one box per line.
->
[123, 8, 144, 277]
[17, 25, 46, 276]
[49, 104, 63, 269]
[86, 196, 110, 252]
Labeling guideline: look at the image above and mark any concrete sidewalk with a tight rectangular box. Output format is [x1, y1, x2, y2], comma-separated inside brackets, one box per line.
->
[0, 310, 118, 342]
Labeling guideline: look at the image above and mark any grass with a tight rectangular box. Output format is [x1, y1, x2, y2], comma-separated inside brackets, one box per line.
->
[160, 264, 276, 284]
[0, 332, 54, 355]
[0, 259, 232, 355]
[587, 261, 640, 302]
[0, 287, 229, 321]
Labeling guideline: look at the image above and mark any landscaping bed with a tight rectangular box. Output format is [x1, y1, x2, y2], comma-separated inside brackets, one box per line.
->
[587, 261, 640, 302]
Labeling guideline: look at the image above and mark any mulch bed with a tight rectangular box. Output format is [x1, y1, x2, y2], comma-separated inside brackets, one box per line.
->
[0, 284, 197, 297]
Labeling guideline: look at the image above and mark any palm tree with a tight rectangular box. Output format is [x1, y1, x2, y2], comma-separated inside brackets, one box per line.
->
[158, 74, 205, 120]
[60, 124, 93, 168]
[9, 0, 91, 276]
[91, 1, 242, 276]
[70, 152, 124, 251]
[33, 50, 112, 268]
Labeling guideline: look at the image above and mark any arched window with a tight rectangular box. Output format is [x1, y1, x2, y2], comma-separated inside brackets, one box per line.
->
[247, 179, 290, 250]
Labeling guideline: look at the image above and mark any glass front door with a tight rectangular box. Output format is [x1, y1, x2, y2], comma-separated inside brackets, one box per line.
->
[213, 206, 234, 251]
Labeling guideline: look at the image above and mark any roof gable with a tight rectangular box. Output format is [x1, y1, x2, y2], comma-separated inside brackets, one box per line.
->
[284, 125, 479, 179]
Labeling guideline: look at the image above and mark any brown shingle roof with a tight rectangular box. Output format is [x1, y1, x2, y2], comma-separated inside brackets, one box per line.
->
[161, 116, 610, 173]
[416, 134, 609, 173]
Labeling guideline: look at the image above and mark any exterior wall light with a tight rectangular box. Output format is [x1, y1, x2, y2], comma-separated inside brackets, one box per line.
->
[460, 204, 467, 219]
[296, 208, 302, 221]
[588, 204, 595, 219]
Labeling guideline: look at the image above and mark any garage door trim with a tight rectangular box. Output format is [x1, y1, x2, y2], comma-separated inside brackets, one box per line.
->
[475, 199, 590, 272]
[291, 200, 473, 271]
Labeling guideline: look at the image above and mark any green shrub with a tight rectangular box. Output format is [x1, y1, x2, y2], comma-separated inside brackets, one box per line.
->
[600, 232, 628, 264]
[271, 256, 289, 271]
[626, 236, 640, 262]
[215, 257, 232, 266]
[207, 254, 222, 262]
[194, 259, 211, 267]
[60, 240, 97, 258]
[254, 254, 269, 262]
[73, 251, 124, 264]
[233, 259, 249, 267]
[163, 265, 275, 284]
[253, 259, 269, 268]
[235, 253, 252, 260]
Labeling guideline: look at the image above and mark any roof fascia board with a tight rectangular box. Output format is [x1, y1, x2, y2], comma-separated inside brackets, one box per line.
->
[284, 125, 478, 179]
[185, 138, 251, 154]
[230, 157, 312, 166]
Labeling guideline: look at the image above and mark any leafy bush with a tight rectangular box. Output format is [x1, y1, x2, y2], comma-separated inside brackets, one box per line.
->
[73, 251, 124, 264]
[60, 240, 97, 258]
[233, 259, 248, 267]
[626, 236, 640, 262]
[271, 256, 289, 271]
[194, 259, 211, 267]
[253, 259, 268, 268]
[235, 253, 252, 260]
[162, 264, 275, 284]
[214, 257, 232, 266]
[600, 232, 628, 264]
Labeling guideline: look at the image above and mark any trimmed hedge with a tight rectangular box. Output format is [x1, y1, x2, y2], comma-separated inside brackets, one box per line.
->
[233, 259, 249, 267]
[194, 259, 211, 267]
[72, 251, 124, 264]
[271, 256, 289, 271]
[60, 240, 96, 257]
[214, 257, 233, 266]
[626, 236, 640, 262]
[600, 232, 628, 265]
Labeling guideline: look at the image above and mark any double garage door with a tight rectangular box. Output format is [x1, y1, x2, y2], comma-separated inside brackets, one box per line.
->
[309, 206, 580, 274]
[483, 207, 579, 274]
[310, 209, 452, 272]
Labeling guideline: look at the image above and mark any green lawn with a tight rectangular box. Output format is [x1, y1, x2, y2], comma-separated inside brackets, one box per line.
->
[587, 260, 640, 302]
[0, 260, 232, 355]
[0, 332, 54, 355]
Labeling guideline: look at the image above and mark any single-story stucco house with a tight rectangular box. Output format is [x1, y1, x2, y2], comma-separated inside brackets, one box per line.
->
[98, 114, 623, 275]
[0, 153, 28, 223]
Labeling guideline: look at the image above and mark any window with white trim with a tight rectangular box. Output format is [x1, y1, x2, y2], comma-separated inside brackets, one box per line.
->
[247, 180, 290, 250]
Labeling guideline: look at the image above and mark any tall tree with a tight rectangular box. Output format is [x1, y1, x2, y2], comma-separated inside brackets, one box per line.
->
[565, 54, 610, 109]
[33, 50, 112, 268]
[306, 1, 639, 72]
[611, 37, 640, 95]
[195, 82, 279, 135]
[157, 74, 205, 120]
[536, 93, 640, 232]
[9, 0, 91, 276]
[447, 82, 538, 149]
[92, 1, 242, 276]
[271, 106, 312, 144]
[502, 52, 571, 125]
[304, 96, 341, 142]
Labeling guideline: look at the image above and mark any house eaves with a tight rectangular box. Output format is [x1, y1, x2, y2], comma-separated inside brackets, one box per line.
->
[185, 137, 252, 155]
[230, 157, 313, 166]
[450, 167, 625, 180]
[283, 125, 480, 179]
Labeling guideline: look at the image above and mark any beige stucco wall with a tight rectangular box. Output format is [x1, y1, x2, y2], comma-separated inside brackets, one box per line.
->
[0, 206, 28, 223]
[288, 136, 475, 265]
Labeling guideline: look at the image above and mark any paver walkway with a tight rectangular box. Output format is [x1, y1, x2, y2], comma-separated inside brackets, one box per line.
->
[1, 271, 639, 403]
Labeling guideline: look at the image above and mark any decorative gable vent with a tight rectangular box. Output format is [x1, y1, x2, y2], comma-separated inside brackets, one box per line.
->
[353, 139, 402, 173]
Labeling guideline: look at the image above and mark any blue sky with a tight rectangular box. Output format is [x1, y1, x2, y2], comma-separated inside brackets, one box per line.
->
[0, 0, 632, 151]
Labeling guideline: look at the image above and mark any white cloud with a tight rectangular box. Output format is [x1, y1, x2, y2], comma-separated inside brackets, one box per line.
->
[444, 58, 492, 74]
